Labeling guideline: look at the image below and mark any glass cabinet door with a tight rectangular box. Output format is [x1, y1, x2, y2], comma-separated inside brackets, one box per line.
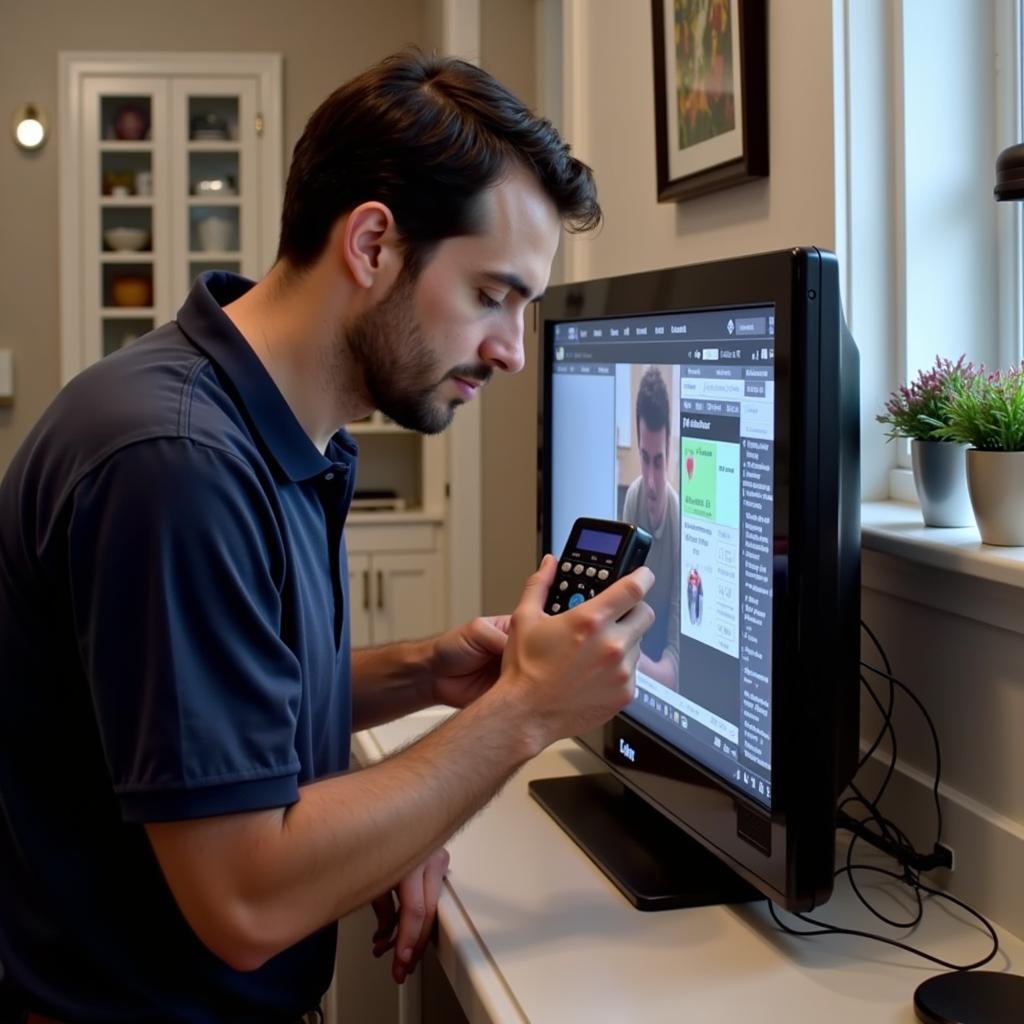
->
[170, 78, 260, 301]
[62, 53, 282, 381]
[82, 76, 172, 360]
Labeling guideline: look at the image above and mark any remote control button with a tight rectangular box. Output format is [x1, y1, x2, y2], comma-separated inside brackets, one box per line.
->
[568, 593, 585, 609]
[559, 580, 569, 592]
[585, 566, 597, 577]
[551, 602, 561, 613]
[573, 564, 585, 575]
[597, 569, 610, 580]
[561, 561, 571, 573]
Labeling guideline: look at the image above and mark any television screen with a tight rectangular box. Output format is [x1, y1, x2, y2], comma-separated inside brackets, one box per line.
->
[532, 247, 860, 913]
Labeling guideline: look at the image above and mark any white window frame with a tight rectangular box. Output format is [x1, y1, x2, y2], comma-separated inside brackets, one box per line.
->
[996, 0, 1024, 370]
[836, 0, 1023, 503]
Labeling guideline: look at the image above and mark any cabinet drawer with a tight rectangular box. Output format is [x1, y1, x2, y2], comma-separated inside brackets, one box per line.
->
[345, 521, 442, 554]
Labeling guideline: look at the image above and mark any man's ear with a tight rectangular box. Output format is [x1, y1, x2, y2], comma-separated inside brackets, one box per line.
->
[335, 201, 403, 294]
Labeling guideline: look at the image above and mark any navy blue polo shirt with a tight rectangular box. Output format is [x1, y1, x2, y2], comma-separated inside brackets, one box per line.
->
[0, 272, 357, 1022]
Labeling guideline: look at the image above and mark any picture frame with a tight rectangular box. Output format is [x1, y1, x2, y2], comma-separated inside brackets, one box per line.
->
[651, 0, 768, 203]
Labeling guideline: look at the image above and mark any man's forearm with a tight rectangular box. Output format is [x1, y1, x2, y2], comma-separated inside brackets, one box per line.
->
[350, 637, 438, 730]
[147, 684, 541, 971]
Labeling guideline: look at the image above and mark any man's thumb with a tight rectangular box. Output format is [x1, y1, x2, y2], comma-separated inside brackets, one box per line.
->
[515, 554, 556, 615]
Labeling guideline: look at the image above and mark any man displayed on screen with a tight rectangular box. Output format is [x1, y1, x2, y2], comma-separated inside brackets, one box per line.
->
[621, 366, 681, 690]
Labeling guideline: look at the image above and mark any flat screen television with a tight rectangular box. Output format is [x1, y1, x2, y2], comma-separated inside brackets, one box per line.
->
[531, 246, 860, 913]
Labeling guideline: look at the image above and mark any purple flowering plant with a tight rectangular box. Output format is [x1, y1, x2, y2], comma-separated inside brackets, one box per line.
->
[877, 355, 980, 443]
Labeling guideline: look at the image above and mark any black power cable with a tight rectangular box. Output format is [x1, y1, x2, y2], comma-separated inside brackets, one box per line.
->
[768, 621, 999, 972]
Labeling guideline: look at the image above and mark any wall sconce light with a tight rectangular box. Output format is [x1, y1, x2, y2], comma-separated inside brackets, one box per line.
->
[12, 103, 47, 151]
[994, 142, 1024, 201]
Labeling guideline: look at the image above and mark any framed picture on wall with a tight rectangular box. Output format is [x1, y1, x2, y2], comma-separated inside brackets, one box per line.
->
[651, 0, 768, 203]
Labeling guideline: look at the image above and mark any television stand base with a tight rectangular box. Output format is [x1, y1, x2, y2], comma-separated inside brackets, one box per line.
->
[529, 772, 763, 911]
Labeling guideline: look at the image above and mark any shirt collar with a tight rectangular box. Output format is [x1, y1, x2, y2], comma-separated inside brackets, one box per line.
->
[175, 271, 358, 483]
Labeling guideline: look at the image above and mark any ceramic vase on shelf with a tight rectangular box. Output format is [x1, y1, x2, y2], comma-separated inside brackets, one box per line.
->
[965, 450, 1024, 546]
[910, 439, 974, 527]
[197, 215, 233, 253]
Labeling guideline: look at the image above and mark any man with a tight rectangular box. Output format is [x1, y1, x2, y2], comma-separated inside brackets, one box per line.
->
[0, 52, 653, 1022]
[621, 366, 680, 690]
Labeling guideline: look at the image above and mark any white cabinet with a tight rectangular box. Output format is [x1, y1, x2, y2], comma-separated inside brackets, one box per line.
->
[59, 52, 282, 381]
[347, 529, 445, 647]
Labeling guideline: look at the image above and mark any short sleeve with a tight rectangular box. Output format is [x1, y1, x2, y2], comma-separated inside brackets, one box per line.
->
[67, 438, 302, 822]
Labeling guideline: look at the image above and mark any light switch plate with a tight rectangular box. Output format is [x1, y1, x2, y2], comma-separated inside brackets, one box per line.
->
[0, 349, 13, 405]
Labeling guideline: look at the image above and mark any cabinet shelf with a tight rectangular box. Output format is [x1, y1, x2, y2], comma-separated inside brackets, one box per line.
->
[101, 306, 155, 317]
[347, 508, 446, 525]
[99, 141, 152, 152]
[187, 249, 239, 260]
[100, 197, 154, 207]
[186, 195, 241, 206]
[187, 140, 241, 152]
[101, 252, 154, 263]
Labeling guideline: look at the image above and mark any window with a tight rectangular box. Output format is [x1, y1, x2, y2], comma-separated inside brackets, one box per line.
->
[836, 0, 1022, 501]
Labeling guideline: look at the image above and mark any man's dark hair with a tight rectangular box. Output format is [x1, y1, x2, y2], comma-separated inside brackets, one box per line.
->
[636, 366, 670, 448]
[277, 50, 601, 275]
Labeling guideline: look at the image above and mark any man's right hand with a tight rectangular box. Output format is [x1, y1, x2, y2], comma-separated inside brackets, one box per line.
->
[494, 554, 655, 752]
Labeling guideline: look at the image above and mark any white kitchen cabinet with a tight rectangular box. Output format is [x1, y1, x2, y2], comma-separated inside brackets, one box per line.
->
[59, 52, 282, 381]
[347, 533, 445, 647]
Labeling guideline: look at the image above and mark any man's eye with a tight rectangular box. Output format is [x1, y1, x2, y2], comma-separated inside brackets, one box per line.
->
[478, 291, 502, 310]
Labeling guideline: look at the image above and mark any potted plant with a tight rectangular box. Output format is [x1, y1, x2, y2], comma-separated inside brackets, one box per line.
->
[877, 356, 978, 527]
[937, 363, 1024, 545]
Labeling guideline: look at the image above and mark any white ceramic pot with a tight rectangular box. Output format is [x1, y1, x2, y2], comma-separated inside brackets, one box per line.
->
[966, 449, 1024, 546]
[911, 440, 974, 527]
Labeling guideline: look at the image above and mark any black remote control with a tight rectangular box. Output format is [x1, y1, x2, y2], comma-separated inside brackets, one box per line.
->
[546, 517, 652, 615]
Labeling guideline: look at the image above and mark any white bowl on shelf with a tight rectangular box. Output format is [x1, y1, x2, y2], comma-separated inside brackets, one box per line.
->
[103, 227, 149, 252]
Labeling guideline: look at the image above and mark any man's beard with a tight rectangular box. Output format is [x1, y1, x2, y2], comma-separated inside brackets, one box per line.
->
[341, 271, 489, 435]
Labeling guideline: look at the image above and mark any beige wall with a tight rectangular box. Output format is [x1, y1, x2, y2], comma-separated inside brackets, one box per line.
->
[561, 0, 836, 283]
[479, 0, 838, 613]
[0, 0, 425, 469]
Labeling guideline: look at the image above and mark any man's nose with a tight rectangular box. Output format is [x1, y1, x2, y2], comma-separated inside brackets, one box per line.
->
[480, 314, 526, 374]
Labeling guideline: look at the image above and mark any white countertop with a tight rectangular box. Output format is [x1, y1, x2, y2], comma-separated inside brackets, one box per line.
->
[354, 708, 1024, 1024]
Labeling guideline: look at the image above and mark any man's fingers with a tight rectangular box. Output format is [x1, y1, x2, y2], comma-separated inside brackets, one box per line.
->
[409, 848, 449, 970]
[613, 598, 656, 646]
[392, 868, 426, 984]
[579, 566, 655, 623]
[512, 554, 556, 618]
[371, 892, 397, 958]
[469, 616, 509, 658]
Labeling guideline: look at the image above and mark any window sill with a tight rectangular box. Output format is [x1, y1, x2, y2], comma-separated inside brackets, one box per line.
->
[862, 500, 1024, 590]
[861, 501, 1024, 635]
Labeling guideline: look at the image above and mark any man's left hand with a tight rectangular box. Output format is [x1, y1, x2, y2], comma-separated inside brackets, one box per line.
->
[429, 615, 510, 708]
[371, 847, 451, 984]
